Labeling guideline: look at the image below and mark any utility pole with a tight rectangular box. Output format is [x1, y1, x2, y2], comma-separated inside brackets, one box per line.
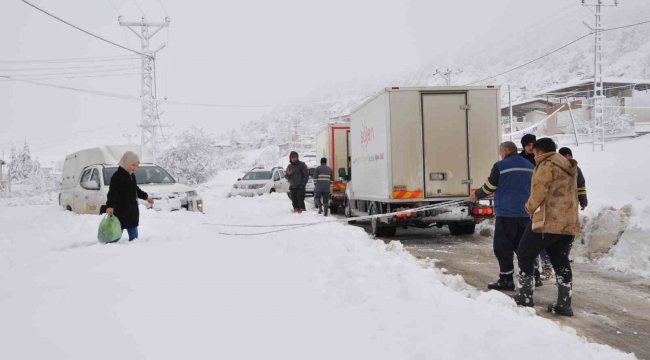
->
[508, 85, 514, 141]
[582, 0, 618, 151]
[433, 69, 463, 86]
[123, 134, 138, 144]
[119, 16, 170, 157]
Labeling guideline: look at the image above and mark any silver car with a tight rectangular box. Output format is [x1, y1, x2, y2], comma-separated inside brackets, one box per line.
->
[305, 168, 315, 196]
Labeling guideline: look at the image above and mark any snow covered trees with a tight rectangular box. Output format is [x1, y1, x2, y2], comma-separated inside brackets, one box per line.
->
[8, 141, 40, 181]
[158, 127, 220, 185]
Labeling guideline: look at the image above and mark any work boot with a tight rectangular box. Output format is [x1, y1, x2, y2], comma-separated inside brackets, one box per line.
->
[487, 278, 516, 291]
[548, 282, 574, 317]
[511, 275, 535, 307]
[318, 207, 323, 214]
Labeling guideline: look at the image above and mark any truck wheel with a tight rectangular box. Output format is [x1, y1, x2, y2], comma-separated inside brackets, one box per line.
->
[345, 198, 357, 224]
[370, 204, 386, 237]
[384, 226, 397, 237]
[329, 204, 339, 214]
[270, 188, 276, 194]
[448, 222, 476, 236]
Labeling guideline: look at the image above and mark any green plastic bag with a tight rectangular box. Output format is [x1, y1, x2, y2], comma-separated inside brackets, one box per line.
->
[98, 215, 122, 244]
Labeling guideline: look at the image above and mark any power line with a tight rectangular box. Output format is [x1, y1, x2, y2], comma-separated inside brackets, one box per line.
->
[601, 19, 650, 32]
[0, 55, 139, 64]
[21, 0, 151, 58]
[156, 0, 169, 16]
[463, 33, 594, 86]
[132, 0, 146, 17]
[7, 67, 140, 78]
[106, 0, 120, 14]
[0, 63, 143, 72]
[14, 72, 140, 81]
[464, 18, 650, 86]
[0, 74, 368, 108]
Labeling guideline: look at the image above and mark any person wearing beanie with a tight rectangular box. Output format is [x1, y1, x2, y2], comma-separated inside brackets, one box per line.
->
[285, 151, 309, 213]
[312, 157, 334, 216]
[520, 134, 537, 165]
[559, 147, 588, 210]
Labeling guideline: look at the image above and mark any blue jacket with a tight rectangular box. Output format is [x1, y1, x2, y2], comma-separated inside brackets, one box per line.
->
[475, 153, 534, 217]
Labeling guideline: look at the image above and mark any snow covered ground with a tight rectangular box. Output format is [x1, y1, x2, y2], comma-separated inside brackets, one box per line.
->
[0, 171, 637, 359]
[568, 135, 650, 278]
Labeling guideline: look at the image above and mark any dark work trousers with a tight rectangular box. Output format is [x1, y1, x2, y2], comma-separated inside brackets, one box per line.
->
[290, 186, 306, 210]
[493, 216, 529, 281]
[313, 191, 329, 211]
[517, 223, 574, 285]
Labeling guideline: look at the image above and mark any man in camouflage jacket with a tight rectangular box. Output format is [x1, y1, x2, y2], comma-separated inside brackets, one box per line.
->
[512, 138, 580, 317]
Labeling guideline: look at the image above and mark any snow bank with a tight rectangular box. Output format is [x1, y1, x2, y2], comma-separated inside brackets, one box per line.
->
[0, 188, 635, 359]
[569, 135, 650, 278]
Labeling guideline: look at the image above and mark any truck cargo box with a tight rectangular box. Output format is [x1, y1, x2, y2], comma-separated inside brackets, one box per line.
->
[349, 86, 501, 203]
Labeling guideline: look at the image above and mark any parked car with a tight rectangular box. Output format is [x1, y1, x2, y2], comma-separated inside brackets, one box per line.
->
[305, 168, 315, 196]
[231, 167, 290, 197]
[59, 146, 204, 214]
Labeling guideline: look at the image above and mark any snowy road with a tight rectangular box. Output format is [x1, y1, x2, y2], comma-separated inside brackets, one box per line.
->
[335, 215, 650, 358]
[0, 189, 638, 359]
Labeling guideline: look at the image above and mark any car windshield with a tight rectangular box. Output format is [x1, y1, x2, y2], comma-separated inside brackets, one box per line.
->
[104, 165, 176, 185]
[308, 168, 315, 178]
[242, 171, 272, 180]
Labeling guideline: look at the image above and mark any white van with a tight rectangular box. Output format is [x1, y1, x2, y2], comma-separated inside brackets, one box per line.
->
[59, 145, 203, 214]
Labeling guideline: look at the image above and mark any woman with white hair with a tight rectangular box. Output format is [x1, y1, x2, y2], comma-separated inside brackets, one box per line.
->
[105, 151, 154, 242]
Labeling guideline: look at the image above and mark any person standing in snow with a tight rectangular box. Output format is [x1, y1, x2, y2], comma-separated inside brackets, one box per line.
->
[520, 134, 536, 165]
[512, 138, 580, 317]
[105, 151, 154, 242]
[285, 151, 309, 213]
[470, 141, 534, 291]
[312, 157, 333, 216]
[559, 147, 588, 210]
[521, 133, 552, 281]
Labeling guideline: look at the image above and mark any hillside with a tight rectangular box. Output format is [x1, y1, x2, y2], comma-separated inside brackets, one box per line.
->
[223, 21, 650, 153]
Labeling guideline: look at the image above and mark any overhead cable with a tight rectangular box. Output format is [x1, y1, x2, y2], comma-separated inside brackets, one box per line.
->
[21, 0, 151, 58]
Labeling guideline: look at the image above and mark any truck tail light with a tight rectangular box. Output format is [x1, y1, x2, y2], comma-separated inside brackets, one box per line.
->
[472, 207, 493, 216]
[396, 211, 416, 219]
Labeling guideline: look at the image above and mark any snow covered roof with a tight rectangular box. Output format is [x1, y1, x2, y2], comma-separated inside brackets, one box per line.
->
[500, 98, 555, 110]
[536, 77, 650, 97]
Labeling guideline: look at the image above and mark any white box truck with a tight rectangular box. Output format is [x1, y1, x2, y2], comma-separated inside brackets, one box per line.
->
[59, 145, 204, 214]
[314, 123, 351, 213]
[344, 86, 501, 237]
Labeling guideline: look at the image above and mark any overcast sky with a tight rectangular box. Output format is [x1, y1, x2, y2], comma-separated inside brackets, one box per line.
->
[1, 0, 648, 164]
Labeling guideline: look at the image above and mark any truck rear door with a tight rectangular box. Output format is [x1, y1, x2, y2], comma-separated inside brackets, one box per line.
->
[422, 93, 470, 197]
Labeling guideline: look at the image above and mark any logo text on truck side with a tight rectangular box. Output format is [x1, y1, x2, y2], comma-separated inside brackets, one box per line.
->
[360, 124, 374, 151]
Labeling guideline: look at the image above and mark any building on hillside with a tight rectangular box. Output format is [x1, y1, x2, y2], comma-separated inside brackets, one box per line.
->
[536, 77, 650, 135]
[214, 141, 232, 150]
[501, 98, 555, 134]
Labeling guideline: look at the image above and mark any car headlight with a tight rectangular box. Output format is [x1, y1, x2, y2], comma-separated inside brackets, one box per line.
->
[260, 184, 266, 189]
[233, 184, 238, 189]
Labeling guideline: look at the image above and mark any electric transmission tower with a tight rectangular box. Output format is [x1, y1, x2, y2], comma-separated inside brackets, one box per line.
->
[582, 0, 618, 151]
[433, 69, 463, 86]
[119, 16, 170, 160]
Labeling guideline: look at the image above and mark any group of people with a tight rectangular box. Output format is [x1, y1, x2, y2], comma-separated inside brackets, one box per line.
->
[285, 151, 334, 216]
[470, 134, 588, 317]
